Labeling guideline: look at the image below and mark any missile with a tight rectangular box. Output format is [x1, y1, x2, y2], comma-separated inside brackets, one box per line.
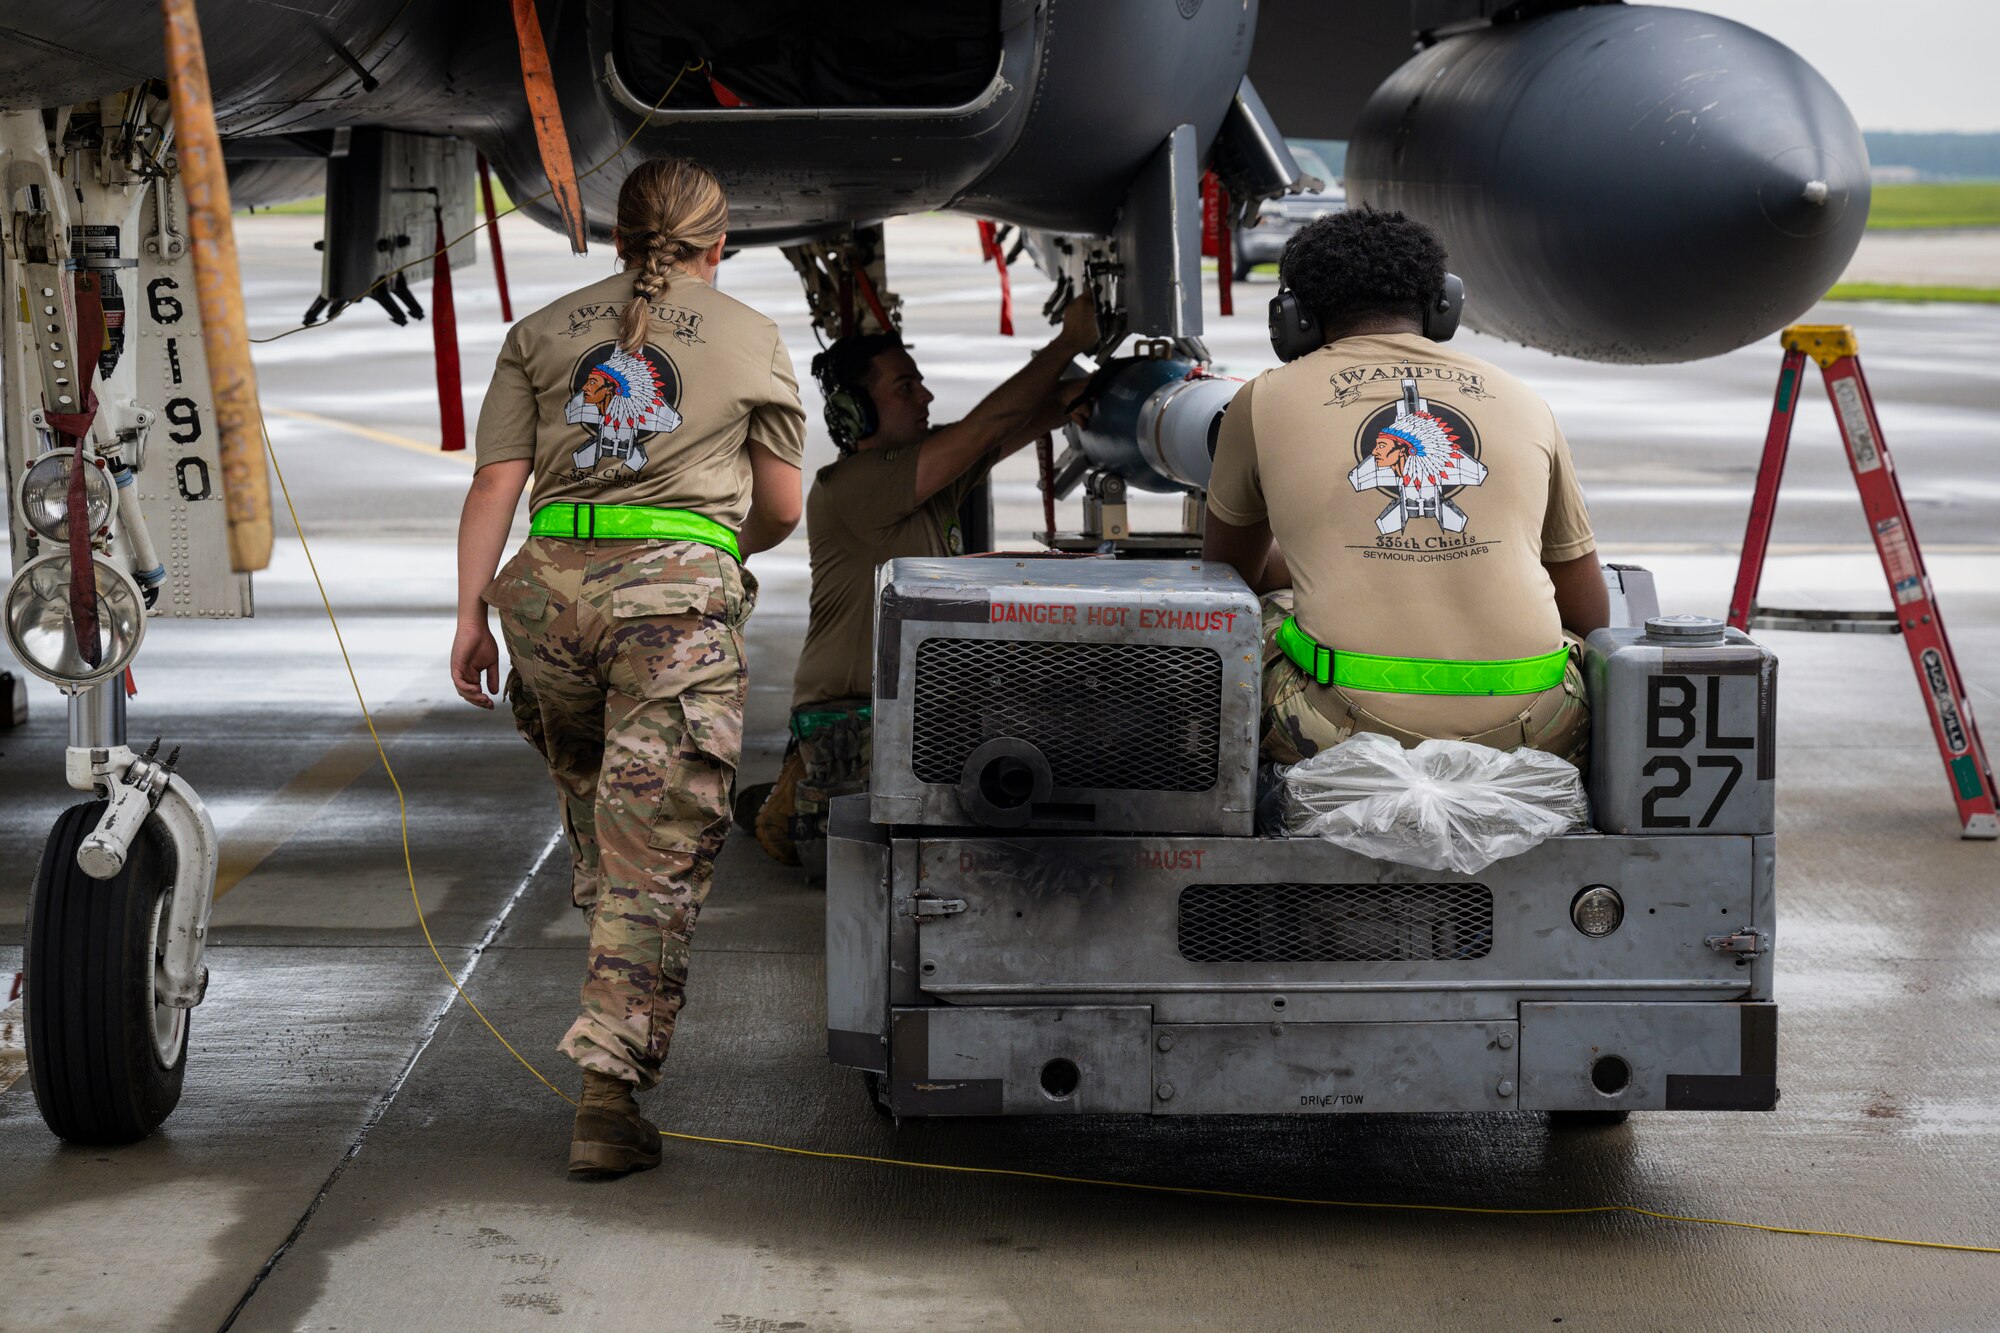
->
[1063, 357, 1240, 495]
[1347, 5, 1869, 364]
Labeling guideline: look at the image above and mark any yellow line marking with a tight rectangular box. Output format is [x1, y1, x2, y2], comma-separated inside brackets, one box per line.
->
[265, 406, 473, 466]
[213, 693, 440, 901]
[0, 1000, 25, 1099]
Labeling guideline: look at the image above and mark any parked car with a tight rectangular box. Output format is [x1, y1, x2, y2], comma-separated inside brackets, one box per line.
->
[1233, 141, 1344, 279]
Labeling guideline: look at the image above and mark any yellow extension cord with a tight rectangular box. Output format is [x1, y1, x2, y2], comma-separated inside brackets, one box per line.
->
[259, 430, 1999, 1259]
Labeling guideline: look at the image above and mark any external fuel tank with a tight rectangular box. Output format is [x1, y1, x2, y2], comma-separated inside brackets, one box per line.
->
[1347, 5, 1869, 363]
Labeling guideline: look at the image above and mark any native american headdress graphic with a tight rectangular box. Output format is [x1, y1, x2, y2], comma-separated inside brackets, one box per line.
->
[566, 347, 683, 472]
[1375, 410, 1484, 490]
[1348, 383, 1488, 536]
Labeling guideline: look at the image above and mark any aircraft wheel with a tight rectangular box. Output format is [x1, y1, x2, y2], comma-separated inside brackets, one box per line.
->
[1548, 1109, 1630, 1128]
[24, 801, 187, 1145]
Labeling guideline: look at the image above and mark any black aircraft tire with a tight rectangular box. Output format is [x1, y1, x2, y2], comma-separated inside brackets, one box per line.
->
[24, 801, 187, 1145]
[1548, 1109, 1631, 1128]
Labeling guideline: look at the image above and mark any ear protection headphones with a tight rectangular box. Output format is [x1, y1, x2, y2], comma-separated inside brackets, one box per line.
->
[1267, 272, 1466, 363]
[810, 349, 878, 452]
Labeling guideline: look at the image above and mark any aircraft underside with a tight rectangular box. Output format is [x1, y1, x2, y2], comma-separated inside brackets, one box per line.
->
[2, 0, 1869, 356]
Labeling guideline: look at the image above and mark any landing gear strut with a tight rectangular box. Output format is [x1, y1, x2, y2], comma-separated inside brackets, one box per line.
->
[4, 99, 231, 1145]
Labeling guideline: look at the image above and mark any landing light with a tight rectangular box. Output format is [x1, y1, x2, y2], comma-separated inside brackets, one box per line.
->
[2, 552, 147, 688]
[20, 450, 113, 542]
[1571, 885, 1624, 938]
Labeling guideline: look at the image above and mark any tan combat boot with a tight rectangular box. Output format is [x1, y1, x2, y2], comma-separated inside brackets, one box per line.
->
[568, 1070, 663, 1177]
[751, 747, 804, 866]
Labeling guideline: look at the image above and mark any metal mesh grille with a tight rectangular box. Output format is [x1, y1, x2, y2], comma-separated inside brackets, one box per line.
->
[910, 638, 1221, 791]
[1178, 884, 1494, 963]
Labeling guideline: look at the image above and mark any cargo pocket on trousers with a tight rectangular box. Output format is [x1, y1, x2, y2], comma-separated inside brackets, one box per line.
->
[647, 689, 745, 854]
[485, 577, 558, 657]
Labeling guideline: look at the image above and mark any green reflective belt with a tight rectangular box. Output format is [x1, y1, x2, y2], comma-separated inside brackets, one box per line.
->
[529, 503, 740, 560]
[1275, 615, 1568, 697]
[791, 705, 872, 741]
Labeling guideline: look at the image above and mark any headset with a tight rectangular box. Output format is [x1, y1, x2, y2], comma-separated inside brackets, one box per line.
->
[810, 350, 878, 452]
[1267, 271, 1465, 363]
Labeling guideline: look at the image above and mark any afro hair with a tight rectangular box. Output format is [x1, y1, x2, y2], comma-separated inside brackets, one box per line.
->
[1278, 208, 1448, 333]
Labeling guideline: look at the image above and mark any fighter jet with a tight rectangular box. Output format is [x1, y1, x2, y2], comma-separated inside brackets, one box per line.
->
[0, 0, 1867, 1142]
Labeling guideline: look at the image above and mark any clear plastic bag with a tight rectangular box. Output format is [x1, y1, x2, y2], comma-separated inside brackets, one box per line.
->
[1278, 731, 1589, 874]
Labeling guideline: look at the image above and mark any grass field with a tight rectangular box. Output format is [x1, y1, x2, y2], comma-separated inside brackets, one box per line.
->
[1825, 281, 2000, 304]
[1866, 182, 2000, 230]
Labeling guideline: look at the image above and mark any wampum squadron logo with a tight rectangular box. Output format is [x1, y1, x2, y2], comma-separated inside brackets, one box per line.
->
[564, 341, 682, 476]
[563, 300, 706, 345]
[1348, 378, 1487, 538]
[1325, 360, 1492, 409]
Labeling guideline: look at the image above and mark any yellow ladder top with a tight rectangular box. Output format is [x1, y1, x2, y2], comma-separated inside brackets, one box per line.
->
[1782, 324, 1859, 368]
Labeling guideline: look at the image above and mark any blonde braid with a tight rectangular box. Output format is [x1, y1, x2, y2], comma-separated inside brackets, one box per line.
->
[619, 234, 679, 353]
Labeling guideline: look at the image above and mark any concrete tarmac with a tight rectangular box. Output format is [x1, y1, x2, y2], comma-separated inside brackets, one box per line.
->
[1841, 229, 2000, 287]
[3, 214, 1999, 1331]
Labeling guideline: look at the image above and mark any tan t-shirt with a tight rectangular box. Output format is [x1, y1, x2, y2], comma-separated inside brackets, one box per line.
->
[475, 269, 806, 528]
[1208, 332, 1595, 735]
[791, 444, 992, 709]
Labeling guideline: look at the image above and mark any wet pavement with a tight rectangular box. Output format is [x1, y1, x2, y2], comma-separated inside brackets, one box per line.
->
[2, 214, 1998, 1331]
[1842, 229, 2000, 287]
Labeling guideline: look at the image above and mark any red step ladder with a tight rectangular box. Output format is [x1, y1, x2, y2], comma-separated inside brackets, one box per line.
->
[1728, 324, 1997, 839]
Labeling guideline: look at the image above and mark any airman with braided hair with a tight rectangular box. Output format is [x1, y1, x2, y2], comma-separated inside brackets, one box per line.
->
[452, 156, 806, 1178]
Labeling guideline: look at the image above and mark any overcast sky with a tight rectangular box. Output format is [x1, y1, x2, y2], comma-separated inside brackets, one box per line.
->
[1648, 1, 2000, 132]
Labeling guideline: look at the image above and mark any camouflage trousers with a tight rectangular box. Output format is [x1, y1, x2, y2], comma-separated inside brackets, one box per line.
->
[1258, 591, 1589, 770]
[789, 699, 873, 886]
[485, 536, 754, 1089]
